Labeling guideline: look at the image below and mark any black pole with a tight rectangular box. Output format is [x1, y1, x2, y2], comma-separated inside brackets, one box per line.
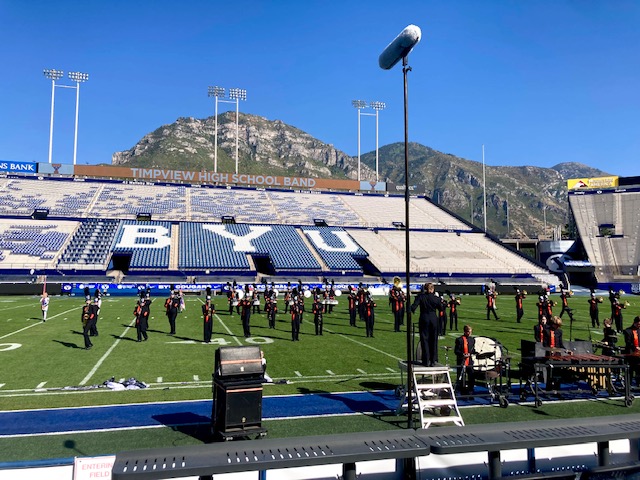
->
[403, 55, 413, 430]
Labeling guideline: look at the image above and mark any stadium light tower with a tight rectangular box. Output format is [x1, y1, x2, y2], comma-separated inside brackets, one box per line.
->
[379, 24, 421, 431]
[369, 101, 386, 183]
[68, 71, 89, 165]
[351, 100, 367, 181]
[229, 88, 247, 175]
[208, 86, 226, 173]
[43, 69, 64, 164]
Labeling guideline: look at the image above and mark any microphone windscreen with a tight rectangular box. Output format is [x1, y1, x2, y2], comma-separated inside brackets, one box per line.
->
[379, 24, 422, 70]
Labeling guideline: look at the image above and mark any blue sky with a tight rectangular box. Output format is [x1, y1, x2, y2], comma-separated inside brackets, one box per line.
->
[1, 0, 639, 176]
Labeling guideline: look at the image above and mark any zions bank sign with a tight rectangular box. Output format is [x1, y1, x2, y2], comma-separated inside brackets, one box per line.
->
[0, 161, 37, 174]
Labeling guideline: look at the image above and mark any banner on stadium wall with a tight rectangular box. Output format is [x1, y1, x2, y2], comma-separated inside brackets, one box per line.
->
[359, 181, 387, 192]
[74, 165, 360, 191]
[38, 162, 75, 175]
[386, 182, 426, 194]
[0, 160, 37, 174]
[567, 176, 619, 190]
[61, 282, 415, 297]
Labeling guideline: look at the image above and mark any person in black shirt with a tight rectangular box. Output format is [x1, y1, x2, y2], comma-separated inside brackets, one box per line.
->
[410, 283, 442, 367]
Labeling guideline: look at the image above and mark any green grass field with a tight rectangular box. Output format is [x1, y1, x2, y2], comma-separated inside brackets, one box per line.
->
[0, 290, 638, 462]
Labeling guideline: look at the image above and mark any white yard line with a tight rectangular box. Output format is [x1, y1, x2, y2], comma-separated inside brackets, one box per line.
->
[0, 307, 80, 340]
[79, 317, 136, 385]
[323, 326, 404, 361]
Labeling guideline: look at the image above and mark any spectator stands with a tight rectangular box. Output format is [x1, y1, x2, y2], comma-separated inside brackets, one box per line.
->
[0, 219, 77, 269]
[0, 176, 552, 286]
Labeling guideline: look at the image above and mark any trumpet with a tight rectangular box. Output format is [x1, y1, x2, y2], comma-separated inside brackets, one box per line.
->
[522, 290, 528, 296]
[624, 301, 631, 308]
[619, 290, 625, 296]
[597, 296, 604, 303]
[393, 276, 402, 288]
[568, 290, 574, 297]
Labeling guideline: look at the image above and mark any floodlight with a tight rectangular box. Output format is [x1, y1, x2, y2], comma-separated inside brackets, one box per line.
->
[352, 100, 367, 109]
[229, 88, 247, 101]
[68, 71, 89, 82]
[370, 101, 386, 111]
[43, 69, 64, 80]
[208, 86, 225, 98]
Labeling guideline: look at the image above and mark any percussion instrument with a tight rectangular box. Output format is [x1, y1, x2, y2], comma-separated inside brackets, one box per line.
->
[473, 336, 503, 371]
[334, 290, 342, 297]
[273, 289, 279, 298]
[322, 300, 339, 305]
[303, 290, 312, 298]
[252, 300, 261, 306]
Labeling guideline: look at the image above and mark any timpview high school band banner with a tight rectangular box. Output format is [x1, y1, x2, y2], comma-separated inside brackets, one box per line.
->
[74, 165, 361, 191]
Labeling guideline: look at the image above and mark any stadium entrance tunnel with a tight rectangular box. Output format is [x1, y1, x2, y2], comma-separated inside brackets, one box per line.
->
[251, 254, 276, 276]
[109, 253, 132, 274]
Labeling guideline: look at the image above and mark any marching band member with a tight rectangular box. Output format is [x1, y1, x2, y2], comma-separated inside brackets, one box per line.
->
[202, 289, 215, 343]
[534, 316, 548, 343]
[312, 295, 323, 335]
[558, 287, 573, 319]
[609, 286, 617, 319]
[226, 282, 235, 315]
[623, 316, 640, 386]
[454, 325, 475, 395]
[357, 283, 367, 323]
[284, 282, 292, 314]
[543, 316, 564, 350]
[327, 280, 336, 314]
[543, 294, 554, 319]
[588, 290, 603, 328]
[89, 296, 100, 337]
[348, 286, 357, 327]
[164, 289, 180, 335]
[290, 288, 302, 341]
[613, 291, 627, 333]
[390, 277, 406, 333]
[364, 292, 376, 338]
[134, 297, 151, 342]
[240, 285, 252, 338]
[536, 294, 546, 323]
[81, 299, 94, 350]
[265, 293, 277, 329]
[251, 283, 261, 314]
[448, 293, 460, 331]
[602, 318, 617, 356]
[439, 294, 448, 336]
[485, 287, 499, 321]
[514, 288, 526, 324]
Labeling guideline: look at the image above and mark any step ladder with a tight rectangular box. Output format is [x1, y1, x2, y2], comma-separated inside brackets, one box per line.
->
[397, 361, 464, 429]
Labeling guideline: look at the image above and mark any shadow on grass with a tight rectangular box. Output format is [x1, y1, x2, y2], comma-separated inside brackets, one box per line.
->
[114, 335, 138, 342]
[152, 412, 213, 443]
[53, 339, 82, 349]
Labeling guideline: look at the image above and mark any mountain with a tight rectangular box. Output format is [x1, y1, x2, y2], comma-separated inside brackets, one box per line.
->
[112, 113, 610, 239]
[112, 112, 374, 180]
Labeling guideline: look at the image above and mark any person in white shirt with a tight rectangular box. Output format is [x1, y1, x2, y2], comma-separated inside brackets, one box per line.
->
[40, 292, 50, 322]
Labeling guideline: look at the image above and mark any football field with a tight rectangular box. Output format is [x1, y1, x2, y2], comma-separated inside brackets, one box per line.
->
[1, 290, 636, 411]
[1, 291, 640, 463]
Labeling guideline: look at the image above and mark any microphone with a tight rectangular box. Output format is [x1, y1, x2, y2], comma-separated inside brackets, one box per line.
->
[379, 24, 422, 70]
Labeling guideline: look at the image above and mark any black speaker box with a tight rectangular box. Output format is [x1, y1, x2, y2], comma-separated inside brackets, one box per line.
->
[215, 346, 262, 378]
[213, 383, 263, 433]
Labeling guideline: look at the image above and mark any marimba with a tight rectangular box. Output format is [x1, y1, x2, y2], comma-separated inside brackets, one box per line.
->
[519, 340, 632, 407]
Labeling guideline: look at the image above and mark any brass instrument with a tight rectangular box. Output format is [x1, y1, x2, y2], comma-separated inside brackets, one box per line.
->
[393, 276, 402, 288]
[522, 290, 528, 296]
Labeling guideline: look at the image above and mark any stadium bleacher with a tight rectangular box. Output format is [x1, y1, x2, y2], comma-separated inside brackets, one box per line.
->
[0, 176, 553, 286]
